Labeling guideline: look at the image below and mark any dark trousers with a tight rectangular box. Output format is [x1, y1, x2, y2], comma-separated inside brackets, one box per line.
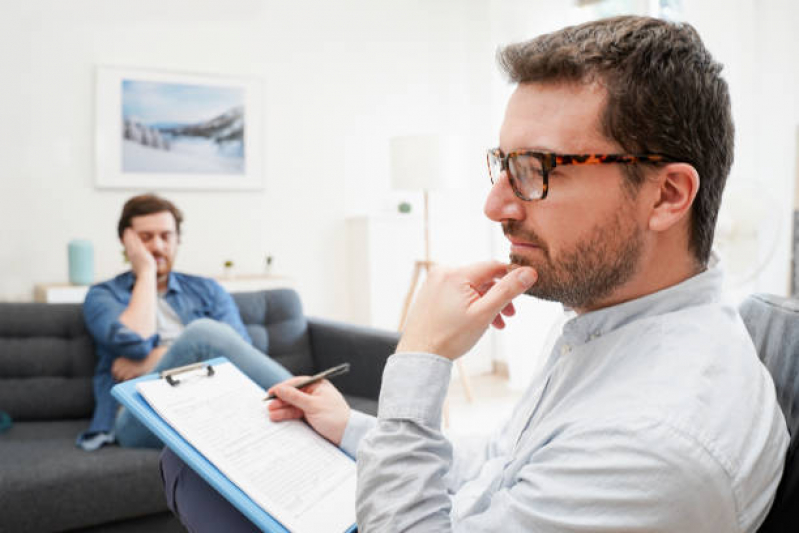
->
[160, 447, 259, 532]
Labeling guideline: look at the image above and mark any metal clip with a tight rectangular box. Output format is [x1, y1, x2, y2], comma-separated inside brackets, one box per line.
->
[160, 362, 215, 387]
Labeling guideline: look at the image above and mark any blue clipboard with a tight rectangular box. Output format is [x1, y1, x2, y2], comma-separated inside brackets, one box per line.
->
[111, 357, 357, 533]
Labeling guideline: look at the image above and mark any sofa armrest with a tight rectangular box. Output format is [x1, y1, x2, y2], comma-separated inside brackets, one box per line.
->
[307, 318, 399, 401]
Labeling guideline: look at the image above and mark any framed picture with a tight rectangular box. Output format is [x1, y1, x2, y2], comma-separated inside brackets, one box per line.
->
[95, 67, 263, 190]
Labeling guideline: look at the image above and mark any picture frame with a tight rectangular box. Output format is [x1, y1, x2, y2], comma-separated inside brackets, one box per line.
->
[95, 66, 263, 190]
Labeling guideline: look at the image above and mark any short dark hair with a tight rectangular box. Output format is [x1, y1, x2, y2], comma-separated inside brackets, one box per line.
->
[117, 193, 183, 239]
[497, 16, 734, 266]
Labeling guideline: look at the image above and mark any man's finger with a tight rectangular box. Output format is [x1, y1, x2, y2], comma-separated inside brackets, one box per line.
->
[269, 406, 304, 421]
[459, 261, 514, 286]
[267, 398, 289, 410]
[492, 314, 506, 329]
[270, 383, 316, 411]
[474, 267, 537, 321]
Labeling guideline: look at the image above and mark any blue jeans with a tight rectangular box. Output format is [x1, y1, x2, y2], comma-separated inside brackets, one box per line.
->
[115, 318, 292, 448]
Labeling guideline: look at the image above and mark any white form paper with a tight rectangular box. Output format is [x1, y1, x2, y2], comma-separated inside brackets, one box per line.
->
[137, 362, 356, 533]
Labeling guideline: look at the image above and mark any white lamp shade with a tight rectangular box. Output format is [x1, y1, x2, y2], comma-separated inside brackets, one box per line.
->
[390, 135, 461, 191]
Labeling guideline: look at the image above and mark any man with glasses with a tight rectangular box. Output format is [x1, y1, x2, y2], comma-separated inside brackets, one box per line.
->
[160, 16, 788, 532]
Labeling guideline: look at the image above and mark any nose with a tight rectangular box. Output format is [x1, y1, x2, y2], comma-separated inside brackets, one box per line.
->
[484, 170, 526, 223]
[148, 236, 167, 254]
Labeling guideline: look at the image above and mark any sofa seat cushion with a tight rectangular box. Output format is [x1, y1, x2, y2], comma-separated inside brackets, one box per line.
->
[0, 420, 169, 532]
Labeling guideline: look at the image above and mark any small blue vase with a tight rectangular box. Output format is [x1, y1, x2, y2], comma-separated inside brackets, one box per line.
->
[68, 240, 94, 285]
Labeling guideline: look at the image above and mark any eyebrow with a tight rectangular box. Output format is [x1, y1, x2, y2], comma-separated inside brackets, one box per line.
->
[135, 230, 175, 236]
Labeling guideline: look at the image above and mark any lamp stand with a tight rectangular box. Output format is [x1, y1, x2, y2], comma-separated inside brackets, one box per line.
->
[398, 190, 474, 420]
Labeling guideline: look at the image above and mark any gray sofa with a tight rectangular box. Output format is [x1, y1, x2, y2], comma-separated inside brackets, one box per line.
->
[0, 288, 398, 532]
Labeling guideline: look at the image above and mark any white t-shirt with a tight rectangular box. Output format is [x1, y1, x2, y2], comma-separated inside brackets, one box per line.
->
[156, 294, 184, 347]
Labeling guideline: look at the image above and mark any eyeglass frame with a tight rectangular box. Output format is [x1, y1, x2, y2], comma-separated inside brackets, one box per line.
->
[486, 148, 678, 201]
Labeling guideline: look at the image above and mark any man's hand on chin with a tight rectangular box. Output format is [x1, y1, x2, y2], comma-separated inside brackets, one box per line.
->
[396, 261, 537, 361]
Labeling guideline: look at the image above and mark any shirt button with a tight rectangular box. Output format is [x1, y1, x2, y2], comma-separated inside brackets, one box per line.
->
[560, 344, 571, 355]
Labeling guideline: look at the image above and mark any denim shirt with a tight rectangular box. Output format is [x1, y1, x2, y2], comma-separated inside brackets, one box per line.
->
[348, 266, 789, 532]
[80, 271, 251, 441]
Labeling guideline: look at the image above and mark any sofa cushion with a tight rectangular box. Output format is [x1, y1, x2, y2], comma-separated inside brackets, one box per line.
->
[739, 294, 799, 436]
[0, 303, 96, 421]
[232, 289, 315, 376]
[0, 419, 169, 532]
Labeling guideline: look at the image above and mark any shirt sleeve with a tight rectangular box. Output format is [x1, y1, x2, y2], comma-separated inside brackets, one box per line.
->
[355, 354, 740, 533]
[82, 284, 158, 360]
[206, 279, 252, 344]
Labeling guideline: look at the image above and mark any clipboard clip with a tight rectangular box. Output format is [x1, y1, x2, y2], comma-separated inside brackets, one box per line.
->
[160, 362, 215, 387]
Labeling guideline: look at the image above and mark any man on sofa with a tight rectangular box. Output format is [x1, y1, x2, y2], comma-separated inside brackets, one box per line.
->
[78, 194, 291, 451]
[159, 16, 789, 532]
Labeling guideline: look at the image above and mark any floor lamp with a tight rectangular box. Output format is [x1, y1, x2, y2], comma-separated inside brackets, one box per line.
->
[390, 135, 474, 407]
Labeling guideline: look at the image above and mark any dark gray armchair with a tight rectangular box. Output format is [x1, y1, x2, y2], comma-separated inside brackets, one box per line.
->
[739, 293, 799, 533]
[231, 288, 398, 415]
[0, 288, 397, 532]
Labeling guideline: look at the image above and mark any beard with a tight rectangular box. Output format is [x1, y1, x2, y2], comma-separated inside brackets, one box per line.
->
[504, 210, 644, 310]
[152, 253, 174, 279]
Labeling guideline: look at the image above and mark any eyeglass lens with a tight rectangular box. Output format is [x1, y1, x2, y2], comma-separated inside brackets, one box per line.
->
[489, 152, 545, 200]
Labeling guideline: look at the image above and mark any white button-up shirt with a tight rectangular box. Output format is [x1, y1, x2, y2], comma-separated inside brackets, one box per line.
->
[342, 266, 789, 532]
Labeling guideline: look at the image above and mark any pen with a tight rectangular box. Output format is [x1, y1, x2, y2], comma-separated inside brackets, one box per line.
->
[263, 362, 351, 401]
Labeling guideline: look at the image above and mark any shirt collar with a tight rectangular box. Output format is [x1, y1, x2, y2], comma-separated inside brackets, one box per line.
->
[561, 262, 724, 346]
[164, 273, 182, 294]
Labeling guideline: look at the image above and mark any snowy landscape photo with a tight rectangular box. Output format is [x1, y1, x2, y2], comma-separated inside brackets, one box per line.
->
[121, 79, 245, 174]
[96, 67, 263, 190]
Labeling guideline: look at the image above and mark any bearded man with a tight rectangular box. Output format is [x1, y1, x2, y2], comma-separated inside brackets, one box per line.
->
[160, 16, 788, 532]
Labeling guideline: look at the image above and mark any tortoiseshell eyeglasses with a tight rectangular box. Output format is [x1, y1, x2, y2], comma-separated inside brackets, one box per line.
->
[486, 148, 677, 201]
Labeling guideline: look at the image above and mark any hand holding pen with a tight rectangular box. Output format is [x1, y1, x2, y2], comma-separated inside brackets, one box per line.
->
[266, 363, 353, 446]
[263, 363, 350, 401]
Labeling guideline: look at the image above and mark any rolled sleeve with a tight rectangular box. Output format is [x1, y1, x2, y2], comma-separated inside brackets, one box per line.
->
[83, 285, 158, 360]
[377, 353, 452, 424]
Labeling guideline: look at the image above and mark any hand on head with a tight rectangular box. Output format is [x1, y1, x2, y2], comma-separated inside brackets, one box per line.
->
[397, 261, 537, 360]
[122, 228, 156, 276]
[267, 377, 351, 446]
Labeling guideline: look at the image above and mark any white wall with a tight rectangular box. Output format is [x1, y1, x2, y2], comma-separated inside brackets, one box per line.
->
[683, 0, 799, 298]
[0, 0, 495, 324]
[1, 1, 796, 383]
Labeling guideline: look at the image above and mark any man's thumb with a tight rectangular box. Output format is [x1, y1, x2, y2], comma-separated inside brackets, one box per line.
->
[514, 267, 537, 288]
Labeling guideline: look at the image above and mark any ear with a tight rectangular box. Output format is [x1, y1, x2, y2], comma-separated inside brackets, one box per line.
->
[648, 163, 699, 233]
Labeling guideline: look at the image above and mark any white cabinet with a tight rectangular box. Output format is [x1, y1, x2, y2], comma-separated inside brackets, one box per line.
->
[33, 275, 293, 304]
[215, 275, 294, 294]
[34, 284, 90, 303]
[346, 214, 424, 331]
